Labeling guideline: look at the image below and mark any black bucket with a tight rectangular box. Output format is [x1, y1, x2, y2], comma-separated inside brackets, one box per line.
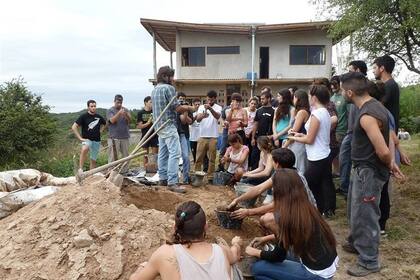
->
[213, 172, 233, 186]
[215, 206, 243, 229]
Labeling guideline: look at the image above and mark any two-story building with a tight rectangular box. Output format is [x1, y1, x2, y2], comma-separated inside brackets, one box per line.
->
[141, 18, 334, 106]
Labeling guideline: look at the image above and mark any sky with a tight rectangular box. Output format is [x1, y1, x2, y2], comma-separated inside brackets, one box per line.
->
[0, 0, 415, 113]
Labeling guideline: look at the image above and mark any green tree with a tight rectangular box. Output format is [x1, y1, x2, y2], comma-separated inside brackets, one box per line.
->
[314, 0, 420, 74]
[0, 78, 57, 168]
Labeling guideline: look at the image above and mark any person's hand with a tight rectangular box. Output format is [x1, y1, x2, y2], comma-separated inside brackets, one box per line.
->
[293, 132, 304, 137]
[204, 104, 211, 110]
[390, 161, 406, 181]
[400, 151, 411, 166]
[227, 199, 238, 210]
[288, 128, 295, 135]
[231, 208, 250, 219]
[251, 138, 256, 146]
[245, 246, 261, 258]
[231, 236, 243, 247]
[250, 237, 266, 248]
[79, 138, 87, 142]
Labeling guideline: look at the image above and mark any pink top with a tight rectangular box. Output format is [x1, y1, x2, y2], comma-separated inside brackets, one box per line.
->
[227, 108, 246, 134]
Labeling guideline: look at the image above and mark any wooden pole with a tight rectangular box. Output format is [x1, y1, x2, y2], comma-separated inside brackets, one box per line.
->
[153, 32, 157, 79]
[170, 51, 173, 68]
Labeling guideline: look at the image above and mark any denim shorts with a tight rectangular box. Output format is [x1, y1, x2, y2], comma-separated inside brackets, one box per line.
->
[82, 140, 101, 160]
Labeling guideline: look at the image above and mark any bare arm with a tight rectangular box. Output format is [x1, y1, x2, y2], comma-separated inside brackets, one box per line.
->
[129, 246, 163, 280]
[206, 105, 221, 120]
[109, 110, 122, 124]
[330, 115, 338, 130]
[175, 104, 194, 114]
[229, 178, 273, 208]
[360, 115, 391, 166]
[137, 120, 152, 129]
[251, 121, 258, 145]
[180, 111, 192, 125]
[245, 155, 273, 178]
[71, 123, 84, 141]
[289, 115, 320, 144]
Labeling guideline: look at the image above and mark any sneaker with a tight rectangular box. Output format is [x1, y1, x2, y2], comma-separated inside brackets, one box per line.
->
[380, 230, 388, 238]
[347, 263, 380, 277]
[341, 241, 358, 254]
[263, 194, 273, 204]
[168, 184, 186, 194]
[158, 180, 168, 186]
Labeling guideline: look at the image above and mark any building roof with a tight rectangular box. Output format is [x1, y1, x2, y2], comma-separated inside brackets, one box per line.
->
[140, 18, 334, 52]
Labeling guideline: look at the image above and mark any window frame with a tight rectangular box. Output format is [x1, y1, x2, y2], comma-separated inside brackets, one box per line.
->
[207, 46, 240, 55]
[289, 45, 326, 65]
[181, 47, 206, 67]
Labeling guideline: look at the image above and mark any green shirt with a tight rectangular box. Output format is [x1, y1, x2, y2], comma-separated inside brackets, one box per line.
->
[330, 92, 348, 135]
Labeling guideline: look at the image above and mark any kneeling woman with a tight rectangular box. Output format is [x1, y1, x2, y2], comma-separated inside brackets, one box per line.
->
[130, 201, 242, 280]
[221, 133, 250, 185]
[246, 169, 338, 280]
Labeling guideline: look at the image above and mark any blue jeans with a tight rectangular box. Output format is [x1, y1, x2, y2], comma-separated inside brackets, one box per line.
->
[339, 134, 352, 194]
[252, 260, 326, 280]
[158, 133, 181, 185]
[179, 134, 190, 183]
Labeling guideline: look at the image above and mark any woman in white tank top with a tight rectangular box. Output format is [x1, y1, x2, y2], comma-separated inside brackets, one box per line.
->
[130, 201, 243, 280]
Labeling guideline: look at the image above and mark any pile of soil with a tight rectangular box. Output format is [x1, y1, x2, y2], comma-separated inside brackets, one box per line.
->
[0, 177, 263, 280]
[0, 176, 174, 280]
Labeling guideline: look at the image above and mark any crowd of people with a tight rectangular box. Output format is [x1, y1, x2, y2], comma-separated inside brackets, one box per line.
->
[72, 54, 410, 279]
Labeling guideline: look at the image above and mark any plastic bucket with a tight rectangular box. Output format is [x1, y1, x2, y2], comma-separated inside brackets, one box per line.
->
[213, 172, 232, 186]
[234, 183, 257, 208]
[215, 206, 243, 229]
[192, 171, 207, 187]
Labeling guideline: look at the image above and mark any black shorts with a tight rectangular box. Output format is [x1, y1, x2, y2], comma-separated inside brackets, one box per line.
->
[143, 135, 159, 148]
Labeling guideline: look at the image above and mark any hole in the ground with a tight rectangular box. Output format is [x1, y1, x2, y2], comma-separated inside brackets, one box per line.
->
[121, 185, 186, 214]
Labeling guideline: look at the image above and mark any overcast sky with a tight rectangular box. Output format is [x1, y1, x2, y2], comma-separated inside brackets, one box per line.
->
[0, 0, 414, 113]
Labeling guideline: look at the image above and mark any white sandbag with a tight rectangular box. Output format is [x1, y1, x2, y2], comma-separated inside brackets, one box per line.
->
[41, 173, 76, 185]
[0, 186, 59, 219]
[0, 169, 42, 192]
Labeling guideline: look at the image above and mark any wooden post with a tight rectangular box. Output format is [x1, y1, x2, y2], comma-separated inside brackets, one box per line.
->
[170, 51, 173, 68]
[153, 32, 157, 79]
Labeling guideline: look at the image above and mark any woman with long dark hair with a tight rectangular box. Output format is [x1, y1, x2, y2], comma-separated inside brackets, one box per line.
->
[272, 89, 294, 147]
[283, 89, 310, 174]
[288, 85, 336, 218]
[246, 169, 338, 280]
[130, 201, 242, 280]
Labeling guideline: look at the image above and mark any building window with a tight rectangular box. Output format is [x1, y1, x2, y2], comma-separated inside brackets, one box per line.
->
[289, 45, 326, 65]
[207, 46, 240, 55]
[182, 47, 205, 66]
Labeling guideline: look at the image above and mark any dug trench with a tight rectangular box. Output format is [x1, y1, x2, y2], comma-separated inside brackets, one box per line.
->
[120, 183, 264, 247]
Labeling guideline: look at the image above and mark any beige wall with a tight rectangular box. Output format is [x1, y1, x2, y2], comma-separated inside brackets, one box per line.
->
[175, 82, 312, 107]
[176, 30, 332, 80]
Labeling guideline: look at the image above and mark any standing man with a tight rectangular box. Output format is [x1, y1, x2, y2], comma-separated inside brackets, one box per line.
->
[107, 94, 131, 168]
[373, 55, 400, 132]
[338, 60, 367, 196]
[137, 96, 159, 171]
[195, 90, 222, 183]
[152, 66, 194, 193]
[189, 98, 201, 163]
[72, 100, 107, 171]
[330, 75, 347, 175]
[250, 88, 274, 169]
[177, 92, 193, 185]
[340, 72, 397, 277]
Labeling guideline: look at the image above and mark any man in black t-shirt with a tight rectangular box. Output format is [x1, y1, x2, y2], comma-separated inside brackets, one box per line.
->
[72, 99, 106, 171]
[250, 88, 274, 169]
[176, 92, 193, 184]
[137, 96, 159, 170]
[373, 55, 400, 131]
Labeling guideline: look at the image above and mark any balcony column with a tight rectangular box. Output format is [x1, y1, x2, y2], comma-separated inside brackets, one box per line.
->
[153, 32, 157, 80]
[170, 51, 173, 68]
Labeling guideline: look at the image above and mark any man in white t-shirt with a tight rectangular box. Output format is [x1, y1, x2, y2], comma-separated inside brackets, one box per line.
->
[194, 90, 222, 181]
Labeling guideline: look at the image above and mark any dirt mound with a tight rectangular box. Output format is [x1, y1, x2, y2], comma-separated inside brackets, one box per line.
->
[0, 176, 174, 280]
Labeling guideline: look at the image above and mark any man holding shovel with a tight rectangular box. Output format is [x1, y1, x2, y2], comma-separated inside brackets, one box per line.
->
[152, 66, 194, 193]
